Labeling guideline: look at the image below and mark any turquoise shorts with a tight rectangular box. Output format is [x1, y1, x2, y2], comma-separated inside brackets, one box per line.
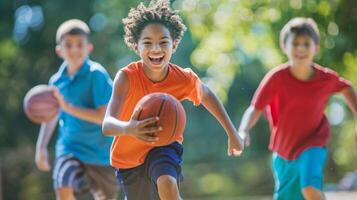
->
[272, 147, 327, 200]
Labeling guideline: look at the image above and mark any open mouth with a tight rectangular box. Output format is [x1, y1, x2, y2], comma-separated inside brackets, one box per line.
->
[148, 56, 164, 65]
[295, 55, 308, 60]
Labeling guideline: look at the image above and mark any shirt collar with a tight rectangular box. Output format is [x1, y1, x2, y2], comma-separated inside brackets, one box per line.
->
[59, 58, 90, 79]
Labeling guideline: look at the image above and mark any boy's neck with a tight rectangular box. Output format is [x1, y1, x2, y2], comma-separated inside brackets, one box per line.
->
[66, 62, 83, 76]
[142, 63, 169, 83]
[289, 61, 315, 81]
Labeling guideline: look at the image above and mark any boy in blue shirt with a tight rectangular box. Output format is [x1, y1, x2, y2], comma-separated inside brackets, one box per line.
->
[35, 19, 118, 200]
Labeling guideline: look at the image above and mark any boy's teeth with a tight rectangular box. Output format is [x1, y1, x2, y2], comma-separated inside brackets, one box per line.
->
[150, 57, 163, 63]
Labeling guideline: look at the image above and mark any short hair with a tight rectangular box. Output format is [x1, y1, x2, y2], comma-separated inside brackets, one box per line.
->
[122, 0, 187, 50]
[56, 19, 90, 44]
[280, 17, 320, 49]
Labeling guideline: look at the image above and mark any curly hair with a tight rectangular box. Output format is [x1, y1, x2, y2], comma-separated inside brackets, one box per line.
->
[123, 0, 186, 50]
[280, 17, 320, 49]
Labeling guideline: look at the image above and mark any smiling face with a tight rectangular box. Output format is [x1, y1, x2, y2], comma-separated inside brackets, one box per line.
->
[136, 23, 176, 73]
[284, 34, 319, 67]
[56, 34, 93, 69]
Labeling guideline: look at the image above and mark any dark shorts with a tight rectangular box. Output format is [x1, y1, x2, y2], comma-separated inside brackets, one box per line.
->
[116, 142, 183, 200]
[53, 154, 119, 199]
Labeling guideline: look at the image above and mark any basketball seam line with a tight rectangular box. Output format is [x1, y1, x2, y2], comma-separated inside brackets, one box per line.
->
[170, 100, 179, 143]
[157, 95, 167, 141]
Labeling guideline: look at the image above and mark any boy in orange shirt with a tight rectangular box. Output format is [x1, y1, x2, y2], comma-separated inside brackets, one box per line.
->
[102, 1, 243, 199]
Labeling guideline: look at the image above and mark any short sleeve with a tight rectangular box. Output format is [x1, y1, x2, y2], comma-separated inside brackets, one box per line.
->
[92, 70, 113, 108]
[48, 73, 60, 86]
[251, 70, 280, 110]
[48, 76, 55, 86]
[327, 70, 352, 93]
[48, 62, 66, 87]
[183, 68, 203, 106]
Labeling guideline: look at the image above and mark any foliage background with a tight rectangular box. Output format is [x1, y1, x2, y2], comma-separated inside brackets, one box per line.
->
[1, 0, 357, 199]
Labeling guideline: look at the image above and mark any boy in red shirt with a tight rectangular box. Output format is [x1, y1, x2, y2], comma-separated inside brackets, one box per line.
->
[238, 17, 357, 200]
[102, 1, 243, 199]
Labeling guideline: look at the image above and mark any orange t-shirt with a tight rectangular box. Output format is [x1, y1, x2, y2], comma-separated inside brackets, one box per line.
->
[110, 61, 203, 169]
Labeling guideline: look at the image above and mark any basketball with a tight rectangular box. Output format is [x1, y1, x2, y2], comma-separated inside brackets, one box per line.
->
[23, 84, 59, 124]
[134, 92, 186, 146]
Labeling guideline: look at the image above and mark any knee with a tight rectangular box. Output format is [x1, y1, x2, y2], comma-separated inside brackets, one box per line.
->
[56, 187, 75, 200]
[157, 175, 181, 200]
[302, 186, 325, 200]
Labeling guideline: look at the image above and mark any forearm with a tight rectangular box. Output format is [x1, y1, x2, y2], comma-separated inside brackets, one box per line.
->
[239, 105, 261, 132]
[341, 86, 357, 118]
[201, 85, 236, 137]
[36, 115, 58, 150]
[102, 70, 130, 136]
[341, 86, 357, 144]
[63, 104, 105, 125]
[102, 116, 128, 136]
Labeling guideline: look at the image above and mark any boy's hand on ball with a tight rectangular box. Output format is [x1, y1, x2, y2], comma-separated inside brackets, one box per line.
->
[52, 87, 69, 111]
[35, 148, 51, 172]
[126, 108, 161, 143]
[227, 133, 244, 157]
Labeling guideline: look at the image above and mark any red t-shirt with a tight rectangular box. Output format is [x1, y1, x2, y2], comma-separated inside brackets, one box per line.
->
[252, 63, 351, 160]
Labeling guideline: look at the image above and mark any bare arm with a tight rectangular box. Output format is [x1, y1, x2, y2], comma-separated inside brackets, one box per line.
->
[61, 103, 106, 125]
[237, 105, 262, 146]
[102, 71, 160, 143]
[102, 71, 130, 136]
[200, 84, 243, 155]
[341, 86, 357, 117]
[340, 86, 357, 144]
[52, 87, 106, 125]
[36, 115, 58, 149]
[35, 115, 58, 171]
[239, 105, 262, 132]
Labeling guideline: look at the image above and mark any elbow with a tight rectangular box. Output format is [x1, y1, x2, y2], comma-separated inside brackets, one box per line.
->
[248, 105, 261, 114]
[248, 105, 257, 111]
[201, 84, 211, 99]
[102, 117, 119, 136]
[102, 119, 111, 136]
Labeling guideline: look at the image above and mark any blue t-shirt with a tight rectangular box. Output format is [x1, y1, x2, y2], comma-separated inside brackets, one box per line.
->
[49, 59, 113, 165]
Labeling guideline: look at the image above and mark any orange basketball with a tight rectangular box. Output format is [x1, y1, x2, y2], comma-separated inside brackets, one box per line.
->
[134, 92, 186, 147]
[23, 85, 59, 124]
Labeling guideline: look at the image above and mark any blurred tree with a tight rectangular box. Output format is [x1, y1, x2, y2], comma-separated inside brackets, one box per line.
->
[177, 0, 357, 197]
[1, 0, 357, 199]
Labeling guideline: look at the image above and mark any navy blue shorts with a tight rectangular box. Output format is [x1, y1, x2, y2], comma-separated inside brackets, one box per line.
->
[116, 142, 183, 200]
